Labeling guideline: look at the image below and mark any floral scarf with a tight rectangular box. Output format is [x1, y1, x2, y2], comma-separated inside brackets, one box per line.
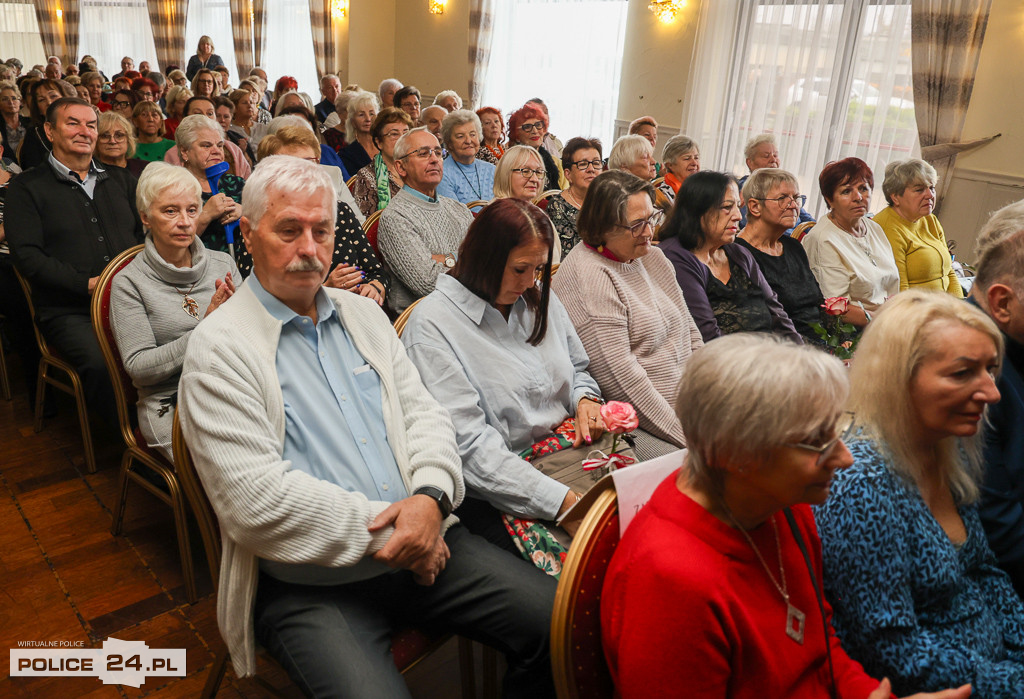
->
[373, 152, 391, 211]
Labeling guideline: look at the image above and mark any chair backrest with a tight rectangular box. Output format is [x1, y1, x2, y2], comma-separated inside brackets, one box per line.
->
[551, 488, 619, 699]
[465, 200, 489, 211]
[172, 408, 222, 586]
[346, 174, 358, 195]
[392, 298, 422, 337]
[90, 244, 145, 447]
[363, 209, 383, 260]
[532, 189, 561, 210]
[791, 220, 816, 242]
[12, 267, 56, 358]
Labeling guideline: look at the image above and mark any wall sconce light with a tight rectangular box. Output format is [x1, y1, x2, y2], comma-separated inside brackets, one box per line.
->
[648, 0, 684, 24]
[428, 0, 446, 15]
[331, 0, 347, 20]
[55, 7, 63, 18]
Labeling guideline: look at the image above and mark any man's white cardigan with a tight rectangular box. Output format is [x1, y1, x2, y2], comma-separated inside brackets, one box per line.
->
[178, 281, 464, 677]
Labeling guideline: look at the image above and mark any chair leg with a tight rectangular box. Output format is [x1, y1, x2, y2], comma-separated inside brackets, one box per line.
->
[167, 478, 198, 604]
[67, 369, 96, 473]
[202, 649, 229, 699]
[110, 450, 133, 536]
[0, 336, 10, 401]
[33, 359, 47, 432]
[481, 645, 499, 699]
[458, 637, 477, 699]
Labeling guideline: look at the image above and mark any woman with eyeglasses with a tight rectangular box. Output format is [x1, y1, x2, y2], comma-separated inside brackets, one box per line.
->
[0, 81, 30, 160]
[817, 291, 1020, 698]
[506, 103, 566, 192]
[96, 111, 135, 169]
[546, 137, 602, 258]
[552, 170, 703, 459]
[350, 107, 413, 217]
[437, 109, 495, 205]
[603, 332, 970, 699]
[493, 145, 546, 202]
[737, 168, 826, 344]
[475, 106, 506, 164]
[109, 89, 134, 115]
[659, 170, 802, 344]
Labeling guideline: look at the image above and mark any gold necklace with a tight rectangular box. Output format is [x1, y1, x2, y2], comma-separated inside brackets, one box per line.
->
[721, 506, 806, 644]
[563, 188, 583, 209]
[175, 281, 200, 319]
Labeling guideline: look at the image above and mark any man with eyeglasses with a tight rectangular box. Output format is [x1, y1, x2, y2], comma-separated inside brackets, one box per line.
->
[378, 127, 474, 312]
[738, 133, 815, 233]
[5, 97, 143, 428]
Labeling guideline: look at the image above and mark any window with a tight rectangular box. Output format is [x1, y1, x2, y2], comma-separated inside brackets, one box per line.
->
[260, 0, 318, 94]
[80, 0, 158, 76]
[481, 0, 629, 150]
[0, 0, 46, 68]
[684, 0, 918, 215]
[185, 0, 240, 85]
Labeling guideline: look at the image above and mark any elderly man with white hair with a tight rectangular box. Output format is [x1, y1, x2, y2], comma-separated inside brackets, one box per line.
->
[738, 133, 814, 231]
[314, 74, 341, 123]
[378, 127, 474, 312]
[178, 155, 557, 697]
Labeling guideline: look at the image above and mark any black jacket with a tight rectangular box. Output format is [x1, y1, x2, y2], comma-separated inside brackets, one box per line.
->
[6, 159, 143, 320]
[1, 115, 32, 162]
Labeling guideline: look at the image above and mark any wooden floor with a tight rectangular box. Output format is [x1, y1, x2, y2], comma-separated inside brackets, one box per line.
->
[0, 352, 485, 698]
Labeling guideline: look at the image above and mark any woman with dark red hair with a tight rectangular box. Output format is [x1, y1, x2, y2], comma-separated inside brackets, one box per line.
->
[802, 157, 900, 329]
[269, 75, 298, 114]
[475, 106, 505, 164]
[130, 77, 160, 105]
[507, 103, 565, 191]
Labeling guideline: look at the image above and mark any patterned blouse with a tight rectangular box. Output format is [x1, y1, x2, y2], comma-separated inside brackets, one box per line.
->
[199, 173, 245, 255]
[546, 193, 581, 259]
[476, 144, 504, 165]
[816, 435, 1024, 697]
[323, 127, 347, 154]
[351, 164, 402, 218]
[704, 258, 773, 335]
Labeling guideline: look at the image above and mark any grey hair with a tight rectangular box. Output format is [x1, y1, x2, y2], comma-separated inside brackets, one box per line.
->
[740, 167, 799, 203]
[677, 333, 849, 489]
[165, 85, 192, 112]
[320, 74, 340, 87]
[167, 69, 187, 84]
[273, 90, 314, 117]
[881, 158, 937, 206]
[174, 114, 224, 151]
[378, 78, 402, 101]
[345, 90, 380, 143]
[149, 71, 166, 87]
[975, 229, 1024, 298]
[608, 134, 652, 171]
[974, 199, 1024, 262]
[334, 90, 356, 114]
[136, 161, 201, 219]
[439, 109, 480, 150]
[493, 145, 543, 199]
[80, 71, 103, 86]
[393, 126, 434, 160]
[433, 89, 463, 110]
[743, 133, 777, 161]
[268, 114, 314, 135]
[419, 105, 446, 124]
[661, 135, 698, 167]
[242, 155, 337, 230]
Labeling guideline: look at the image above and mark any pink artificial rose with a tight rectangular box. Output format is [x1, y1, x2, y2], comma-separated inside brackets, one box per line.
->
[821, 297, 849, 316]
[601, 401, 639, 434]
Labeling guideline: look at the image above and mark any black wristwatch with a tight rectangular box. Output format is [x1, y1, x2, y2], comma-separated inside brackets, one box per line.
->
[414, 486, 453, 518]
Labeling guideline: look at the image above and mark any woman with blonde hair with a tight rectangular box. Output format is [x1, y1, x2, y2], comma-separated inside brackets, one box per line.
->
[493, 144, 546, 201]
[817, 291, 1024, 697]
[95, 111, 137, 171]
[185, 35, 225, 81]
[163, 85, 192, 139]
[338, 90, 379, 176]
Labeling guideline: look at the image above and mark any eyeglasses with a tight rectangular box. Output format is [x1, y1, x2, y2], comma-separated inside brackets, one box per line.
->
[756, 194, 807, 208]
[783, 411, 856, 465]
[112, 100, 131, 108]
[615, 214, 662, 237]
[520, 121, 544, 133]
[572, 159, 603, 171]
[381, 130, 406, 141]
[399, 146, 443, 160]
[0, 96, 20, 104]
[511, 167, 545, 180]
[99, 131, 127, 142]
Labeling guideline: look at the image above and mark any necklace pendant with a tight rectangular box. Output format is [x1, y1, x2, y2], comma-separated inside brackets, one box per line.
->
[786, 602, 806, 644]
[182, 295, 199, 319]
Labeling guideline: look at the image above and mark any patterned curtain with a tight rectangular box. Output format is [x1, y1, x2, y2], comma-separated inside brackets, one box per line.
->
[467, 0, 496, 111]
[147, 0, 189, 74]
[308, 0, 336, 79]
[911, 0, 996, 208]
[230, 0, 265, 77]
[32, 0, 80, 67]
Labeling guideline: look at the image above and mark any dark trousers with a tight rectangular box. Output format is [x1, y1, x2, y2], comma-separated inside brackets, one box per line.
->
[36, 312, 117, 427]
[0, 261, 42, 401]
[254, 525, 557, 699]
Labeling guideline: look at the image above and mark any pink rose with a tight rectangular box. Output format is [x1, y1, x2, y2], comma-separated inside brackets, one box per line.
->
[821, 297, 849, 316]
[601, 401, 638, 434]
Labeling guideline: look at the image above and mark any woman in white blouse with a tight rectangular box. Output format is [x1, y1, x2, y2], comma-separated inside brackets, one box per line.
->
[802, 157, 900, 327]
[401, 198, 604, 554]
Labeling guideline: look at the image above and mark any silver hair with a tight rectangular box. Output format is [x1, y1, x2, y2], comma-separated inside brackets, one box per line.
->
[135, 161, 201, 219]
[393, 126, 434, 161]
[242, 155, 336, 229]
[419, 105, 446, 123]
[174, 114, 224, 151]
[974, 198, 1024, 262]
[975, 229, 1024, 298]
[740, 167, 799, 203]
[433, 90, 463, 110]
[320, 74, 340, 87]
[743, 133, 777, 161]
[881, 158, 937, 206]
[608, 134, 652, 171]
[439, 109, 481, 150]
[677, 333, 849, 487]
[268, 114, 314, 135]
[493, 145, 543, 199]
[345, 90, 380, 143]
[378, 78, 403, 101]
[661, 135, 698, 167]
[334, 90, 356, 113]
[273, 90, 314, 117]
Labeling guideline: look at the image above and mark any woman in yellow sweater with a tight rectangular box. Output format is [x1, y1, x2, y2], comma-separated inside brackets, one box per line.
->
[874, 159, 963, 297]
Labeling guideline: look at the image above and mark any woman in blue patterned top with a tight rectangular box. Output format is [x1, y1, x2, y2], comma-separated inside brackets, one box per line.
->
[816, 290, 1024, 697]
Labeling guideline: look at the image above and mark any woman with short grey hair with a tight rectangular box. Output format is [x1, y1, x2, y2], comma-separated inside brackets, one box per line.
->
[175, 114, 243, 253]
[874, 158, 962, 297]
[433, 89, 463, 112]
[437, 109, 495, 205]
[656, 135, 700, 210]
[110, 162, 237, 458]
[609, 134, 656, 181]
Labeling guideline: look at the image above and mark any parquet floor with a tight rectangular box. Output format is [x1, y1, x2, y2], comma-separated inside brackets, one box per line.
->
[0, 353, 482, 698]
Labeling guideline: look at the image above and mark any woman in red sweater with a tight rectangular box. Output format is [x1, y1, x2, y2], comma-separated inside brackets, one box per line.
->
[600, 333, 970, 699]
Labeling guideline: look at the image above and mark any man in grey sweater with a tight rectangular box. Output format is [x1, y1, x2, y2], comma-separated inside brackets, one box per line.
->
[378, 128, 474, 312]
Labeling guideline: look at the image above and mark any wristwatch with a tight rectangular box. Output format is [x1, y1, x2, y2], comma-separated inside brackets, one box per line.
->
[443, 253, 457, 268]
[414, 486, 453, 518]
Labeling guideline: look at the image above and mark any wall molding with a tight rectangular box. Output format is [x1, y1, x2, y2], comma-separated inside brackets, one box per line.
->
[948, 167, 1024, 189]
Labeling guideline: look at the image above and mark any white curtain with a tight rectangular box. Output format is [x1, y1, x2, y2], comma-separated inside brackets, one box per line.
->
[79, 0, 157, 76]
[260, 0, 318, 94]
[185, 0, 240, 84]
[0, 0, 47, 68]
[480, 0, 628, 149]
[684, 0, 919, 217]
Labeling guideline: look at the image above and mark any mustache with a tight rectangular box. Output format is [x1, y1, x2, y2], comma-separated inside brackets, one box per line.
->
[285, 257, 324, 273]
